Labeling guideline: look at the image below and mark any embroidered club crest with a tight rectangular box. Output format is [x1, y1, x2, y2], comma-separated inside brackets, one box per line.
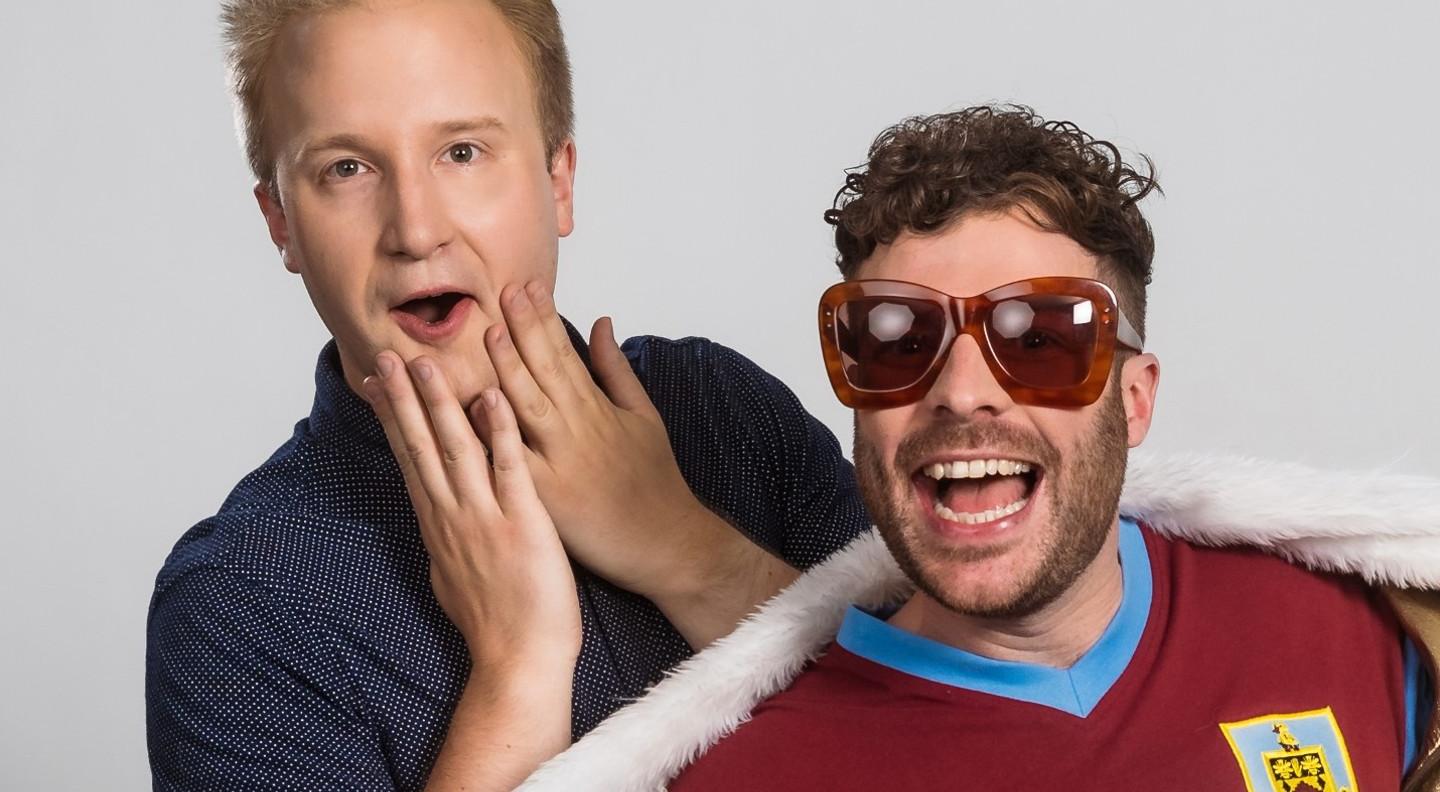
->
[1220, 707, 1358, 792]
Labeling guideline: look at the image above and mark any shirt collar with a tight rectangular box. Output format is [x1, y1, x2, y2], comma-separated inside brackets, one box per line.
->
[836, 517, 1152, 718]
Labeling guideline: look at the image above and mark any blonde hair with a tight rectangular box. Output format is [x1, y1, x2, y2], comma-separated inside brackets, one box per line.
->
[221, 0, 574, 187]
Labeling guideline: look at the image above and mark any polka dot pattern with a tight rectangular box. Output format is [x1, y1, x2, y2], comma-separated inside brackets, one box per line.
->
[146, 328, 868, 790]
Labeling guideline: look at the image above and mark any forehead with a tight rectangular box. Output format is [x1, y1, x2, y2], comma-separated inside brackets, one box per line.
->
[856, 208, 1102, 295]
[265, 0, 538, 150]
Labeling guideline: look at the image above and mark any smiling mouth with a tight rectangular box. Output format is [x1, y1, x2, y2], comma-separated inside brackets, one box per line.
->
[395, 291, 468, 325]
[913, 458, 1041, 526]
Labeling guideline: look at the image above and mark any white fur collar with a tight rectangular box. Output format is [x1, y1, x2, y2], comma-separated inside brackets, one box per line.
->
[521, 452, 1440, 791]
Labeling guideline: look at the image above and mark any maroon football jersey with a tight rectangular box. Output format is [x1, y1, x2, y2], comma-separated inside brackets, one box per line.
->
[672, 525, 1410, 791]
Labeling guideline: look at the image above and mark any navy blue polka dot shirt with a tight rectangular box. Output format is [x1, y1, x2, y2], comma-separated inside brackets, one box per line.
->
[146, 326, 869, 790]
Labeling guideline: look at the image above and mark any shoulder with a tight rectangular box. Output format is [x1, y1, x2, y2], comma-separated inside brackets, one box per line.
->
[1146, 526, 1395, 619]
[622, 334, 793, 401]
[153, 505, 423, 621]
[153, 448, 421, 620]
[162, 425, 413, 579]
[618, 333, 827, 448]
[617, 333, 868, 565]
[1152, 526, 1339, 579]
[149, 511, 339, 628]
[147, 501, 429, 710]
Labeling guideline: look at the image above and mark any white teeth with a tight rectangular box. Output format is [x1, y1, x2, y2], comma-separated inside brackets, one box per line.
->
[934, 497, 1029, 525]
[921, 458, 1034, 481]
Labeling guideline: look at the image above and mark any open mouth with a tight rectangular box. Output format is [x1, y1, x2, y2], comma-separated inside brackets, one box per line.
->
[395, 291, 469, 325]
[913, 458, 1042, 526]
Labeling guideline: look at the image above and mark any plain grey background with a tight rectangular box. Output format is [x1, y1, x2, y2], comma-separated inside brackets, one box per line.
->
[3, 0, 1437, 788]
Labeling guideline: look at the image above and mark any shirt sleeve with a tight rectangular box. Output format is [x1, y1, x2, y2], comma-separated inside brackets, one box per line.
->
[147, 563, 396, 791]
[626, 336, 870, 571]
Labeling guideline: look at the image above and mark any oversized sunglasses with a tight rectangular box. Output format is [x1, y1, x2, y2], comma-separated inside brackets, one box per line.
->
[818, 277, 1143, 409]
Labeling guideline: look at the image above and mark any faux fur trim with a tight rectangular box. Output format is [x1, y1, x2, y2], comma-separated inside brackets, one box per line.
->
[520, 452, 1440, 791]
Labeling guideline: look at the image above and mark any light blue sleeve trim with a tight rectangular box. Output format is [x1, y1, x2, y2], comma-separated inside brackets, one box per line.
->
[1406, 636, 1433, 773]
[836, 517, 1151, 718]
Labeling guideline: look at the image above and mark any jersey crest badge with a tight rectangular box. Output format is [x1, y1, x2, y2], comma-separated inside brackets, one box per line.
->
[1220, 707, 1358, 792]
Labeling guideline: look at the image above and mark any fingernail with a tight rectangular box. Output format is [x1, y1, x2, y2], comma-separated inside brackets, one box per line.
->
[483, 389, 499, 409]
[526, 281, 545, 300]
[413, 360, 432, 382]
[360, 376, 378, 402]
[376, 355, 396, 378]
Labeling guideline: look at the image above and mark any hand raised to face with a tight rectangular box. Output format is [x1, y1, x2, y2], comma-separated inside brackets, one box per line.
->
[361, 351, 581, 681]
[365, 280, 799, 653]
[480, 282, 719, 604]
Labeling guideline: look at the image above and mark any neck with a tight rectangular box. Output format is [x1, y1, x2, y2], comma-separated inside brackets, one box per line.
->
[888, 522, 1125, 668]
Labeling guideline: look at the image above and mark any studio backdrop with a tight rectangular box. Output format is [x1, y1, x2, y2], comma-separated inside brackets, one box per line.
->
[1, 1, 1436, 788]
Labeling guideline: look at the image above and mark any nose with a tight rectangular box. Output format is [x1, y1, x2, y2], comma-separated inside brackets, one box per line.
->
[921, 333, 1015, 419]
[379, 165, 455, 262]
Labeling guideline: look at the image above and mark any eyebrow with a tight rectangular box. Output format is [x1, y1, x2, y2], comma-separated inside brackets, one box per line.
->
[433, 116, 506, 137]
[293, 116, 508, 164]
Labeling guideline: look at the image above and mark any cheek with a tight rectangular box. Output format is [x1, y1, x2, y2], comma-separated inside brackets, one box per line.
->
[1032, 394, 1128, 478]
[452, 179, 558, 274]
[855, 408, 913, 471]
[285, 213, 379, 318]
[453, 162, 555, 223]
[297, 241, 367, 302]
[288, 198, 372, 266]
[1028, 410, 1091, 459]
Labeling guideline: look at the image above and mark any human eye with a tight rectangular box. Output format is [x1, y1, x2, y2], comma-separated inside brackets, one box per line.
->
[892, 331, 936, 356]
[441, 143, 483, 164]
[1020, 329, 1074, 352]
[323, 158, 372, 181]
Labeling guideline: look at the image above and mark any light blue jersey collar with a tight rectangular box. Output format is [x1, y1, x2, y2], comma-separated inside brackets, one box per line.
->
[837, 517, 1151, 718]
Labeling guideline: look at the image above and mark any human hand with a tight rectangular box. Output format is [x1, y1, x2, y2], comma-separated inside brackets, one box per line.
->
[362, 351, 582, 682]
[480, 283, 796, 637]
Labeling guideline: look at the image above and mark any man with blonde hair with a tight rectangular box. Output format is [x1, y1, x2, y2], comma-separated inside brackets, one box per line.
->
[144, 1, 868, 789]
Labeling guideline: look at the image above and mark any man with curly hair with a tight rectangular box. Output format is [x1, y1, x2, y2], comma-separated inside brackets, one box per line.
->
[517, 106, 1440, 791]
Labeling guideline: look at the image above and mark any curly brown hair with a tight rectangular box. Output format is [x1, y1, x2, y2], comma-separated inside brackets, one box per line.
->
[825, 105, 1159, 339]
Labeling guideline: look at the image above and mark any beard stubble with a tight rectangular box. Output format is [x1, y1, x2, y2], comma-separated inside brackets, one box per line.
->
[855, 386, 1130, 619]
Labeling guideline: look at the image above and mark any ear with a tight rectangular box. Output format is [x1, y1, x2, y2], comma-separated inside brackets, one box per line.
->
[1119, 352, 1160, 448]
[254, 182, 300, 274]
[549, 138, 577, 238]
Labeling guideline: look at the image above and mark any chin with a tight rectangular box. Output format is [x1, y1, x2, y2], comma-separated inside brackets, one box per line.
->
[434, 358, 493, 405]
[911, 543, 1046, 616]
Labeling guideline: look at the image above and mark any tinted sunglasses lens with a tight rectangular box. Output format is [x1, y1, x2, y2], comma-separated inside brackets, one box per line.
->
[836, 296, 948, 391]
[985, 295, 1099, 388]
